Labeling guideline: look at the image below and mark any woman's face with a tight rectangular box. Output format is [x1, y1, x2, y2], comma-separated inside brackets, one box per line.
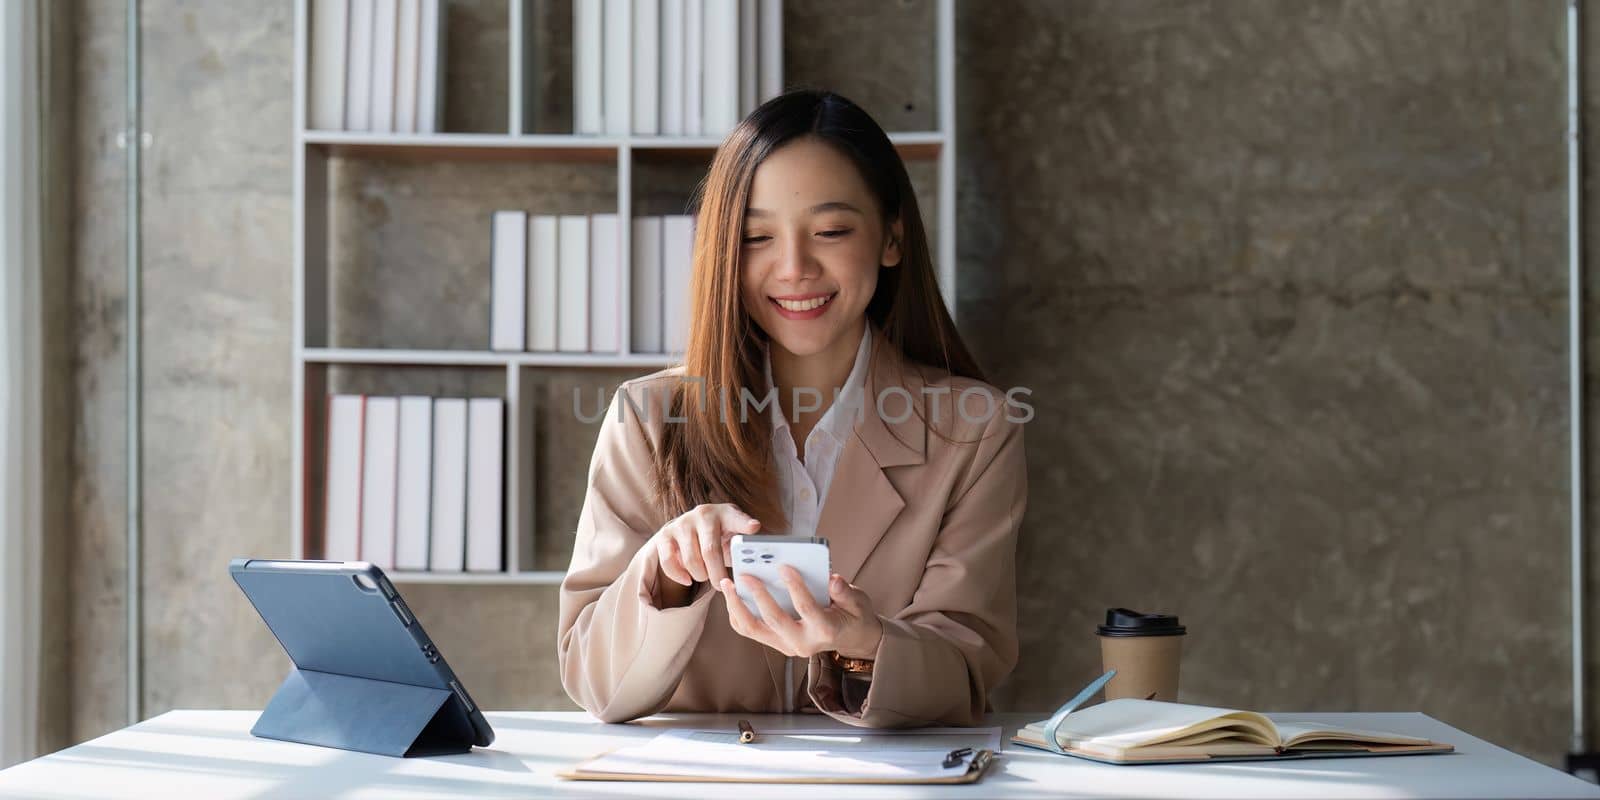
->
[740, 136, 902, 362]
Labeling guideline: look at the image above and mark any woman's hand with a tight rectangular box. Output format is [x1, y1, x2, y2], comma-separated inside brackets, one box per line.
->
[652, 503, 762, 588]
[718, 567, 884, 660]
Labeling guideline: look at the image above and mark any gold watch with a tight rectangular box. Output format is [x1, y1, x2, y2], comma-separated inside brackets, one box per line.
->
[829, 651, 875, 674]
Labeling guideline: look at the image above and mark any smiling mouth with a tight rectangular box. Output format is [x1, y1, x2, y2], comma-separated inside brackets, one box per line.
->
[771, 293, 836, 312]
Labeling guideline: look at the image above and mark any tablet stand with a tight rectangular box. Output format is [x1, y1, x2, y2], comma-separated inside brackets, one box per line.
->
[251, 667, 476, 758]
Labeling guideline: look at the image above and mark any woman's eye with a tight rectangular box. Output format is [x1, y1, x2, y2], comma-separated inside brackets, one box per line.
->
[742, 235, 770, 245]
[818, 229, 851, 238]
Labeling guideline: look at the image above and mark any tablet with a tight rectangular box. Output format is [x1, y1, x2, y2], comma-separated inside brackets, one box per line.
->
[229, 558, 494, 752]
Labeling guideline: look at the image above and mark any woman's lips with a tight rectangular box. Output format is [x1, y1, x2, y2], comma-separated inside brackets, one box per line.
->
[770, 292, 836, 320]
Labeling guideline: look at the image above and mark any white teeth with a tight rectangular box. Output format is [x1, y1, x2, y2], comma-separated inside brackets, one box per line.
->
[775, 295, 832, 312]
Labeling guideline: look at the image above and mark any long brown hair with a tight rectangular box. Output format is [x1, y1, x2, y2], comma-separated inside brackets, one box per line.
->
[655, 89, 984, 528]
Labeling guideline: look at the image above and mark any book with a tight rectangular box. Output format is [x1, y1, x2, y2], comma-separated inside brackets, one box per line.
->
[490, 210, 528, 351]
[702, 0, 737, 135]
[574, 0, 603, 134]
[633, 0, 659, 135]
[738, 0, 755, 116]
[758, 0, 782, 103]
[369, 0, 399, 131]
[557, 215, 590, 352]
[394, 395, 432, 571]
[309, 0, 348, 130]
[344, 0, 375, 130]
[602, 0, 631, 135]
[526, 215, 559, 351]
[358, 396, 399, 570]
[662, 214, 694, 353]
[1010, 698, 1453, 766]
[323, 394, 365, 562]
[682, 0, 702, 136]
[465, 397, 505, 572]
[428, 397, 468, 572]
[417, 0, 444, 133]
[589, 213, 621, 353]
[660, 0, 684, 136]
[394, 0, 421, 133]
[631, 216, 663, 353]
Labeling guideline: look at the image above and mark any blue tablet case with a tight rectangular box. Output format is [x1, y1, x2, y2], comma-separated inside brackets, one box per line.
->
[229, 559, 495, 758]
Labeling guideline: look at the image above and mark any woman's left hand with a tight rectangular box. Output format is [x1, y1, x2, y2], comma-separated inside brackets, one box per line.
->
[718, 567, 883, 660]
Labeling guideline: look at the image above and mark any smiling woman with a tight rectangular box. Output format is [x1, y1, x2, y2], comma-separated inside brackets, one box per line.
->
[557, 89, 1028, 729]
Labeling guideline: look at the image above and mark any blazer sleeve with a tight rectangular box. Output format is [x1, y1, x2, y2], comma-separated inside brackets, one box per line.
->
[806, 404, 1027, 727]
[557, 384, 719, 723]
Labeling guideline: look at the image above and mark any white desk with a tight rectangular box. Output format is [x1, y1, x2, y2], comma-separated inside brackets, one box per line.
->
[0, 710, 1595, 799]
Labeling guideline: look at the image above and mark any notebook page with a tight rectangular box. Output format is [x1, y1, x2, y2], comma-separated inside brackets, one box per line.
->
[1035, 698, 1276, 748]
[1272, 720, 1432, 749]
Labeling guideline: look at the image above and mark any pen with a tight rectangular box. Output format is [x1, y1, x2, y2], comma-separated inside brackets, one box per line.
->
[738, 719, 757, 744]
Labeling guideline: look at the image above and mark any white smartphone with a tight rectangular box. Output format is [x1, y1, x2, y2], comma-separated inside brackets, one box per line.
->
[729, 534, 831, 619]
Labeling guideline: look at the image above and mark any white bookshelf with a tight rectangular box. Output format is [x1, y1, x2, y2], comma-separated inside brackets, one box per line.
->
[289, 0, 959, 586]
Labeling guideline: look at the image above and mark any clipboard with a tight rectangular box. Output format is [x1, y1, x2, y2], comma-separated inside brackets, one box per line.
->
[560, 749, 996, 784]
[559, 727, 1001, 785]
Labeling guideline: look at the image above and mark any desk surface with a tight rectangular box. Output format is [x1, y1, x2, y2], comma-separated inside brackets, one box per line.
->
[0, 710, 1596, 799]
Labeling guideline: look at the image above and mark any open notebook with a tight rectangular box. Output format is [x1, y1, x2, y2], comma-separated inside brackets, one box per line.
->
[1012, 698, 1454, 765]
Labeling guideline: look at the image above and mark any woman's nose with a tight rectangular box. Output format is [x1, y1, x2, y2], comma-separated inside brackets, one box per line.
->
[773, 236, 816, 282]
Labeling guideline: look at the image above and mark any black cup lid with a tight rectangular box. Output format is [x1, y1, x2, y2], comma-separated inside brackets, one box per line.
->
[1097, 607, 1186, 637]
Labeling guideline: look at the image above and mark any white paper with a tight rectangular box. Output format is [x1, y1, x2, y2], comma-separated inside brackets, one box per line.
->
[571, 727, 1000, 782]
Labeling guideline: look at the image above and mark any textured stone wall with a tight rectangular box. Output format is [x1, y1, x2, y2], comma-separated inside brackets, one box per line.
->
[50, 0, 1590, 769]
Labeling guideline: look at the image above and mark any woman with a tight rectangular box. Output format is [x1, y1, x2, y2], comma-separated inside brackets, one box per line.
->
[558, 89, 1028, 728]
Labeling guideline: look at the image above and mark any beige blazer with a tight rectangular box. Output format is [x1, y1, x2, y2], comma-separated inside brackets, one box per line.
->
[557, 335, 1028, 727]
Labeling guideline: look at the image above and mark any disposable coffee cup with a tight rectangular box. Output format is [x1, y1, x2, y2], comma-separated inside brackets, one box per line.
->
[1097, 608, 1185, 702]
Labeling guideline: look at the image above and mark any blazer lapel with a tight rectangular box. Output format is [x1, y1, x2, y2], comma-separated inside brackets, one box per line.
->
[816, 335, 927, 583]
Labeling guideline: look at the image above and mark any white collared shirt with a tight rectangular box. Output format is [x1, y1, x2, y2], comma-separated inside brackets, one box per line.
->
[763, 324, 872, 538]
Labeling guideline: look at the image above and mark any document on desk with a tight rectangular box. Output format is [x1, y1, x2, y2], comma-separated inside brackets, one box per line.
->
[561, 727, 1002, 784]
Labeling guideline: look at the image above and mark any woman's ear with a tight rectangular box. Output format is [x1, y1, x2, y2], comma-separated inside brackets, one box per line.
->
[881, 216, 904, 268]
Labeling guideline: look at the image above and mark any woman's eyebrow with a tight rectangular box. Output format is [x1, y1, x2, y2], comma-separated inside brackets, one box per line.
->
[745, 201, 863, 218]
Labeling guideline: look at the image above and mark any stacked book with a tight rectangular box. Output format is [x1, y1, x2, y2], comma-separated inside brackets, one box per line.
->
[489, 212, 696, 355]
[309, 0, 447, 132]
[322, 394, 507, 573]
[576, 0, 783, 136]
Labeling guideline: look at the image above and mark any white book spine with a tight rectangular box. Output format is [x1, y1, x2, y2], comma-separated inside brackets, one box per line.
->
[394, 395, 433, 571]
[633, 0, 660, 135]
[310, 0, 349, 130]
[490, 210, 528, 351]
[465, 398, 505, 572]
[683, 0, 702, 136]
[557, 215, 590, 352]
[394, 0, 421, 133]
[527, 215, 560, 351]
[758, 0, 781, 103]
[417, 0, 444, 133]
[345, 0, 375, 130]
[359, 396, 400, 570]
[323, 394, 365, 561]
[631, 216, 663, 353]
[660, 0, 684, 136]
[738, 0, 755, 117]
[370, 0, 399, 132]
[662, 215, 694, 354]
[575, 0, 603, 134]
[602, 0, 632, 136]
[589, 213, 621, 353]
[428, 398, 468, 572]
[703, 0, 737, 135]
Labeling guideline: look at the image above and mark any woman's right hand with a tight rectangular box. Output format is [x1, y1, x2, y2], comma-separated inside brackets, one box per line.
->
[653, 503, 762, 587]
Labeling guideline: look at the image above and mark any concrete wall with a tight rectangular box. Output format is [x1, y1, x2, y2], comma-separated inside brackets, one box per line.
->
[47, 0, 1589, 768]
